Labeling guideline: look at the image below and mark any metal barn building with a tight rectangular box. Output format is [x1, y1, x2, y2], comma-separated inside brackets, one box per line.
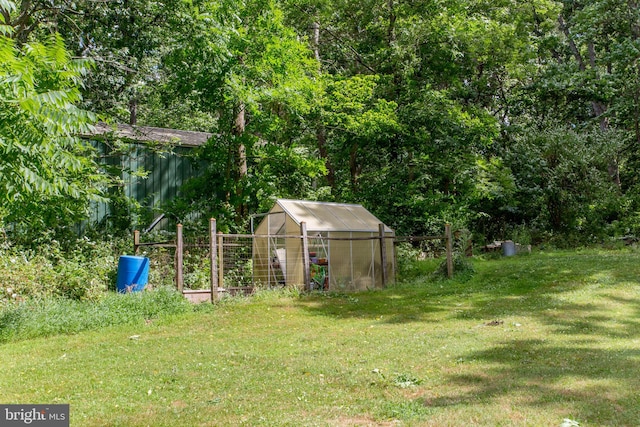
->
[83, 123, 211, 229]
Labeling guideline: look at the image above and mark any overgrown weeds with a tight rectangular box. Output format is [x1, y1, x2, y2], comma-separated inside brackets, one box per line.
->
[434, 254, 476, 280]
[0, 237, 125, 303]
[0, 287, 192, 343]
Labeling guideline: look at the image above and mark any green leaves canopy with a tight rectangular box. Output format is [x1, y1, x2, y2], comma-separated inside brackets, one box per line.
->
[0, 7, 105, 236]
[5, 0, 639, 243]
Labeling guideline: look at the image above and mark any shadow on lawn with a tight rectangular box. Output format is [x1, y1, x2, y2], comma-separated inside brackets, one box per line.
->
[294, 287, 452, 324]
[540, 294, 640, 340]
[420, 251, 640, 425]
[457, 255, 640, 340]
[296, 251, 640, 326]
[296, 251, 640, 423]
[423, 339, 640, 425]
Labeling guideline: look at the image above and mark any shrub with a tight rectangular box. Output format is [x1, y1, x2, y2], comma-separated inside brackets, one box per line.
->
[0, 237, 123, 303]
[434, 254, 475, 281]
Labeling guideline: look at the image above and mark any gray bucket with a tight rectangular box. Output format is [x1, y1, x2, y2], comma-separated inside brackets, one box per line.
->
[502, 240, 516, 257]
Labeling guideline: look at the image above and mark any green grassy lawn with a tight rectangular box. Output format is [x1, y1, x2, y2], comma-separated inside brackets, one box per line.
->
[2, 249, 640, 426]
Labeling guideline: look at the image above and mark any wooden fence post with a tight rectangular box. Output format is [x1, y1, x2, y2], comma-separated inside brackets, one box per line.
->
[301, 222, 311, 291]
[445, 223, 454, 279]
[218, 232, 224, 290]
[210, 218, 217, 302]
[379, 223, 388, 287]
[392, 237, 398, 283]
[133, 230, 140, 255]
[176, 223, 184, 293]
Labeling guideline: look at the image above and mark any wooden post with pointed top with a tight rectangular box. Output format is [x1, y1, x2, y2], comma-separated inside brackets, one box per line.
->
[133, 230, 140, 255]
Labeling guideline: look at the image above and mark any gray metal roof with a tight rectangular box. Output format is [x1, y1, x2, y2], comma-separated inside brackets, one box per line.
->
[84, 122, 212, 147]
[271, 199, 393, 233]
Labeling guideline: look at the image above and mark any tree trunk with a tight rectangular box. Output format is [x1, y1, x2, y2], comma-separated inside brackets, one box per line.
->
[14, 0, 35, 45]
[634, 69, 640, 147]
[559, 14, 619, 186]
[312, 21, 321, 64]
[558, 16, 586, 72]
[349, 142, 359, 191]
[387, 0, 396, 45]
[233, 102, 247, 219]
[234, 103, 247, 178]
[629, 0, 640, 147]
[316, 126, 336, 188]
[311, 19, 337, 190]
[129, 98, 137, 125]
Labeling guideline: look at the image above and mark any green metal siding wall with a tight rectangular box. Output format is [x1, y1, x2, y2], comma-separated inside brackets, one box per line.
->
[88, 140, 199, 227]
[124, 144, 196, 210]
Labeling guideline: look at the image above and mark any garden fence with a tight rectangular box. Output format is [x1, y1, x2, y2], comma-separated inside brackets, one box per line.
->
[134, 219, 456, 303]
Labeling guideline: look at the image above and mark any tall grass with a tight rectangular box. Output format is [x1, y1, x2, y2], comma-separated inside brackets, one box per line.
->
[0, 287, 193, 343]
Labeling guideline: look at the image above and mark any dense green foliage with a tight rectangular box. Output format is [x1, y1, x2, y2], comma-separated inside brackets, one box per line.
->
[2, 0, 640, 243]
[3, 2, 640, 423]
[0, 7, 106, 239]
[0, 239, 113, 301]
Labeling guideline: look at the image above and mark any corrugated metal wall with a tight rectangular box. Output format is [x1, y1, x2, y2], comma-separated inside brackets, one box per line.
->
[88, 140, 199, 229]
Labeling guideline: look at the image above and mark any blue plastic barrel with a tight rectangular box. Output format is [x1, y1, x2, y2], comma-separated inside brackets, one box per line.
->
[116, 255, 150, 293]
[502, 240, 516, 257]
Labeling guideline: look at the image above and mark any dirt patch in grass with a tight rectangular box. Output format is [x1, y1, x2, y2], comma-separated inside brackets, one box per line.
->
[333, 415, 400, 426]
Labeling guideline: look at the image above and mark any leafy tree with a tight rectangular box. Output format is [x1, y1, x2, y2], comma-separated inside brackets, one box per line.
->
[317, 74, 399, 196]
[69, 0, 191, 125]
[282, 0, 527, 234]
[4, 0, 636, 244]
[0, 1, 105, 241]
[2, 0, 199, 126]
[161, 0, 322, 230]
[503, 127, 622, 241]
[517, 1, 640, 178]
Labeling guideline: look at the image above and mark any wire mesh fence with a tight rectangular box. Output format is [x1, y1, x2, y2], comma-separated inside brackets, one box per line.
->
[133, 231, 176, 289]
[218, 234, 256, 289]
[133, 222, 458, 301]
[394, 236, 449, 259]
[182, 236, 210, 290]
